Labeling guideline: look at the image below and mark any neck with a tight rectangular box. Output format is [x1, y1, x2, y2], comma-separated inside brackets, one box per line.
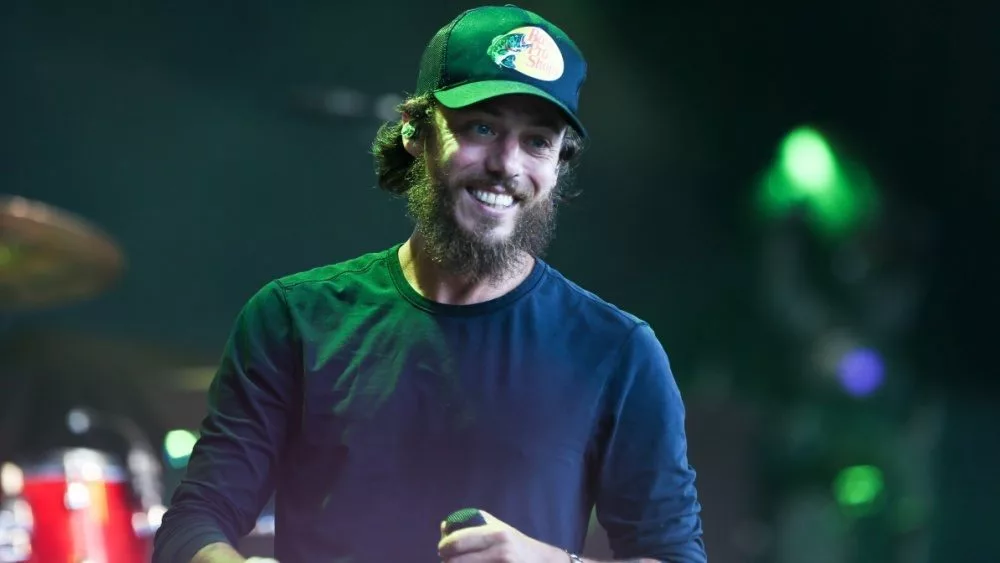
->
[397, 232, 535, 306]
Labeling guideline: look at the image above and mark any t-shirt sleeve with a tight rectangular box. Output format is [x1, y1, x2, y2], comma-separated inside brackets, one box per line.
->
[153, 281, 300, 563]
[594, 323, 707, 562]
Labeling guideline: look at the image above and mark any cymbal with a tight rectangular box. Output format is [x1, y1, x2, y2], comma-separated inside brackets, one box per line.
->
[0, 195, 124, 310]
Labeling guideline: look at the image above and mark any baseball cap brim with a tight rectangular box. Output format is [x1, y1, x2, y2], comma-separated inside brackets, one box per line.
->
[433, 80, 587, 139]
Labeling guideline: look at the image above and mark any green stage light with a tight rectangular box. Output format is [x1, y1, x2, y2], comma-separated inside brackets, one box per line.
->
[781, 127, 837, 193]
[164, 429, 198, 468]
[833, 464, 884, 514]
[758, 126, 878, 239]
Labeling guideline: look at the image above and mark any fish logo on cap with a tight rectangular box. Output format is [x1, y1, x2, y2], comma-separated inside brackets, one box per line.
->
[486, 26, 565, 82]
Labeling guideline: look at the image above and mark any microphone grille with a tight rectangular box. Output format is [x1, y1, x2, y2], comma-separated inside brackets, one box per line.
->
[443, 508, 486, 535]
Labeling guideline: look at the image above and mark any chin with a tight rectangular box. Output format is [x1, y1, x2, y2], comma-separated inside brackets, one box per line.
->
[480, 234, 514, 248]
[455, 217, 510, 242]
[473, 222, 516, 242]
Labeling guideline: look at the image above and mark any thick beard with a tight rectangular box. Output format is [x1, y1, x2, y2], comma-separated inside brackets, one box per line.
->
[404, 153, 559, 286]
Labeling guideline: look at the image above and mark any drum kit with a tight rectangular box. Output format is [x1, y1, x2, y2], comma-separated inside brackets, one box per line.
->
[0, 195, 163, 562]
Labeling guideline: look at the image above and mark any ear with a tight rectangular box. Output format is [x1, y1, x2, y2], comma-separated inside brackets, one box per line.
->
[401, 112, 423, 158]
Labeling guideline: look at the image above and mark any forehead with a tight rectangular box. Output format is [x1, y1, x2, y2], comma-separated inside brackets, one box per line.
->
[440, 95, 567, 132]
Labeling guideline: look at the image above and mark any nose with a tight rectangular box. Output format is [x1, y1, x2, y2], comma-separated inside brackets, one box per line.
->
[484, 134, 523, 180]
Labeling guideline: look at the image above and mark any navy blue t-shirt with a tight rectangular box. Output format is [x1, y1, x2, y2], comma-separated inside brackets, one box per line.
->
[153, 244, 705, 562]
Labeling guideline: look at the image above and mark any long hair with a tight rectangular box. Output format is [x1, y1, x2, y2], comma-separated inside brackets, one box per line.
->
[371, 94, 586, 202]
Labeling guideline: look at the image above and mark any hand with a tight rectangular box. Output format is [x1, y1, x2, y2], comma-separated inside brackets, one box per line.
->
[437, 510, 566, 563]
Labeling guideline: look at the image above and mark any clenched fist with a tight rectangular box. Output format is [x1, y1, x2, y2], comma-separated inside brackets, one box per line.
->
[437, 510, 566, 563]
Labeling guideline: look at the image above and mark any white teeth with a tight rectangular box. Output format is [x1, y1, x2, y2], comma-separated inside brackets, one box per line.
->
[471, 189, 515, 208]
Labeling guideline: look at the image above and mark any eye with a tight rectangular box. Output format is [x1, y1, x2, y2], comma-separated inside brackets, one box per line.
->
[471, 122, 495, 136]
[527, 136, 552, 150]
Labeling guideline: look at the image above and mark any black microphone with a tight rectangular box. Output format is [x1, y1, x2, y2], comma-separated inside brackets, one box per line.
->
[443, 508, 487, 535]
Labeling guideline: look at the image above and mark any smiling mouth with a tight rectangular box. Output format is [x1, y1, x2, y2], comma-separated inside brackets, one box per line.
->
[467, 188, 517, 209]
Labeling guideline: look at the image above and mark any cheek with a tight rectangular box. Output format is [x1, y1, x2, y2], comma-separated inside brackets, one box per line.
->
[442, 150, 488, 182]
[435, 134, 472, 165]
[531, 163, 561, 197]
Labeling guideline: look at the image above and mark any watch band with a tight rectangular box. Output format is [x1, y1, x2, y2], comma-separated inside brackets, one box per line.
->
[566, 552, 584, 562]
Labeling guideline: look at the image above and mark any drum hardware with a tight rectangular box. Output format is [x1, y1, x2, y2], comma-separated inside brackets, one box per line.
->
[0, 196, 166, 562]
[0, 463, 32, 563]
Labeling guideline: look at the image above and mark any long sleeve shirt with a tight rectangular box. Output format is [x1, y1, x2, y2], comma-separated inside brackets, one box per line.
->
[153, 244, 706, 562]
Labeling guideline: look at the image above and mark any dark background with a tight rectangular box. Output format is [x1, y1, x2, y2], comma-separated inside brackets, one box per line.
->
[1, 1, 996, 561]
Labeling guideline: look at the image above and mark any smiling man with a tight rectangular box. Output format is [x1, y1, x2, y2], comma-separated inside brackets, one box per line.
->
[397, 93, 567, 302]
[153, 5, 706, 563]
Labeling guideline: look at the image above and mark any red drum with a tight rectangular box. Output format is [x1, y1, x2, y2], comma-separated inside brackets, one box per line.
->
[15, 449, 151, 563]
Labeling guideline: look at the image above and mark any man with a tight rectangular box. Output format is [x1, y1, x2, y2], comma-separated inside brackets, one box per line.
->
[153, 5, 706, 563]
